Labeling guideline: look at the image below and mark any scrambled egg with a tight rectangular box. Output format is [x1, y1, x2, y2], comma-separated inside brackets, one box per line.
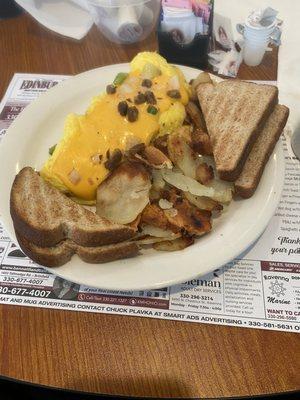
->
[159, 102, 186, 135]
[41, 52, 190, 201]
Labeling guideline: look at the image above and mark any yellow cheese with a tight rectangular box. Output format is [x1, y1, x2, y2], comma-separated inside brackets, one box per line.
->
[41, 53, 190, 201]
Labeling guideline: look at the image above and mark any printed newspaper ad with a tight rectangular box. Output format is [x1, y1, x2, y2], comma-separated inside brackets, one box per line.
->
[0, 73, 299, 332]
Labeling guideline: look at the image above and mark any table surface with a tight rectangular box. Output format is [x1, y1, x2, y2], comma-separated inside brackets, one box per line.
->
[0, 13, 299, 399]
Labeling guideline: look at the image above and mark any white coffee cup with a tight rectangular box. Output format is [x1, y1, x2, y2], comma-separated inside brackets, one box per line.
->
[237, 20, 280, 66]
[243, 40, 267, 66]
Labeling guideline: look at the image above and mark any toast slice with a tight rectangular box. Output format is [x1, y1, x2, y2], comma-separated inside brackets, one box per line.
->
[235, 104, 289, 198]
[10, 167, 135, 247]
[16, 231, 139, 267]
[197, 80, 278, 181]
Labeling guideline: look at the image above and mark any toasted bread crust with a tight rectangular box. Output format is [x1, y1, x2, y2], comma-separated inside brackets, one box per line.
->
[235, 105, 289, 198]
[16, 232, 73, 267]
[10, 167, 135, 247]
[219, 91, 278, 181]
[11, 210, 65, 248]
[16, 231, 139, 267]
[197, 80, 279, 181]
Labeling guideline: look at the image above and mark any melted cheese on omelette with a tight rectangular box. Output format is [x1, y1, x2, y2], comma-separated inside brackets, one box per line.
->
[41, 53, 189, 201]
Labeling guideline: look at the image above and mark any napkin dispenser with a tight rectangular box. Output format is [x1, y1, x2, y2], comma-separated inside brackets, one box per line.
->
[157, 1, 214, 69]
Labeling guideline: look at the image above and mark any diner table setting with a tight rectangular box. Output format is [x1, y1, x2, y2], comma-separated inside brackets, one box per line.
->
[0, 0, 299, 399]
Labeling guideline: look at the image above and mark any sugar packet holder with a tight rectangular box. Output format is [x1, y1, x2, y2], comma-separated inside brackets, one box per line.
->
[157, 0, 214, 69]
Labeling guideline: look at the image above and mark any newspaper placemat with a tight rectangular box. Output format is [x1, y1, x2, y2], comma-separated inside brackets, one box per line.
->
[0, 73, 299, 333]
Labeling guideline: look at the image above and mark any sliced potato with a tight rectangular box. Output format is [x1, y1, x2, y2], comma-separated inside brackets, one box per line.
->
[161, 169, 232, 203]
[191, 128, 213, 155]
[127, 214, 141, 231]
[200, 155, 235, 201]
[149, 188, 161, 201]
[158, 198, 173, 210]
[185, 102, 207, 131]
[152, 169, 166, 192]
[131, 145, 173, 170]
[164, 198, 212, 236]
[125, 135, 143, 151]
[196, 163, 214, 185]
[135, 235, 180, 246]
[144, 146, 173, 169]
[161, 169, 214, 197]
[160, 187, 181, 204]
[140, 203, 170, 231]
[189, 72, 213, 101]
[141, 203, 180, 233]
[164, 208, 178, 218]
[134, 236, 163, 245]
[96, 161, 151, 224]
[184, 192, 223, 212]
[140, 225, 180, 239]
[167, 126, 199, 179]
[191, 72, 212, 92]
[208, 178, 234, 203]
[152, 134, 169, 156]
[153, 236, 194, 252]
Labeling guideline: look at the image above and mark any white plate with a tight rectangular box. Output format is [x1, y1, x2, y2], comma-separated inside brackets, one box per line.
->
[0, 64, 284, 290]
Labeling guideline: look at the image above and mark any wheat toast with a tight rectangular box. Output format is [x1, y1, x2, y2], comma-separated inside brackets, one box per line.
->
[10, 167, 135, 247]
[197, 80, 278, 181]
[235, 104, 289, 198]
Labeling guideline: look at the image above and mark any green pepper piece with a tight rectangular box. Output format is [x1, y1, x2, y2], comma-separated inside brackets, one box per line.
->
[49, 144, 57, 155]
[147, 105, 158, 115]
[113, 72, 129, 86]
